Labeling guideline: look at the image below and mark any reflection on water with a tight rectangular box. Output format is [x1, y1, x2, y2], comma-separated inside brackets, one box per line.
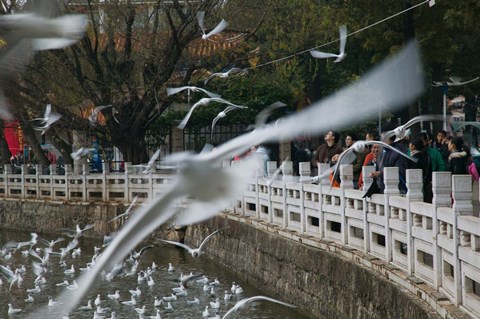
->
[0, 230, 311, 319]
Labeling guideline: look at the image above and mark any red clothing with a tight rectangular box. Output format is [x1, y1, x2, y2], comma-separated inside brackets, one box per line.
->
[357, 151, 375, 190]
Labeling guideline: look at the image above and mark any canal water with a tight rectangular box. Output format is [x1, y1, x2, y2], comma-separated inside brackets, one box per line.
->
[0, 230, 311, 319]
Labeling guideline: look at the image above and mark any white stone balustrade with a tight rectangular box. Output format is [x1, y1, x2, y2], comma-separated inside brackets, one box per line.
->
[2, 161, 480, 317]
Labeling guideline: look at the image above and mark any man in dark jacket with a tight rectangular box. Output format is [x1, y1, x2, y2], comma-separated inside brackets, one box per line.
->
[312, 130, 343, 167]
[370, 123, 408, 193]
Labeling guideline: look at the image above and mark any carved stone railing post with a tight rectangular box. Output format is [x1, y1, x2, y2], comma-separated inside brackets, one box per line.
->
[35, 164, 40, 200]
[20, 164, 27, 199]
[431, 171, 452, 289]
[383, 167, 400, 195]
[405, 169, 423, 201]
[362, 166, 375, 191]
[266, 161, 277, 179]
[102, 163, 108, 201]
[405, 168, 423, 276]
[451, 175, 473, 305]
[299, 162, 311, 179]
[282, 161, 293, 182]
[383, 167, 400, 262]
[340, 164, 354, 189]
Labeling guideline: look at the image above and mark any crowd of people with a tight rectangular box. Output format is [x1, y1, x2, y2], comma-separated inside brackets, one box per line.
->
[292, 125, 479, 203]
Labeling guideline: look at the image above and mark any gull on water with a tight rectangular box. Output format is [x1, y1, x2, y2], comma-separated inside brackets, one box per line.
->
[25, 41, 424, 319]
[8, 303, 22, 314]
[310, 25, 347, 63]
[158, 229, 219, 258]
[196, 11, 228, 40]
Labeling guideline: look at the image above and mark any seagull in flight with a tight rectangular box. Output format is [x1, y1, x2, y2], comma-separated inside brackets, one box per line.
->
[89, 105, 112, 126]
[382, 114, 444, 142]
[329, 140, 418, 188]
[221, 296, 296, 319]
[70, 147, 95, 161]
[204, 68, 248, 85]
[196, 11, 228, 40]
[31, 104, 52, 125]
[33, 111, 61, 135]
[211, 105, 248, 140]
[432, 76, 479, 87]
[133, 149, 161, 174]
[178, 97, 247, 129]
[24, 41, 424, 319]
[0, 1, 86, 119]
[157, 230, 219, 258]
[310, 25, 347, 63]
[166, 86, 220, 98]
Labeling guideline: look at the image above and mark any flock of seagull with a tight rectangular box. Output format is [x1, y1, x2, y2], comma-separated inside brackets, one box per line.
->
[0, 2, 433, 319]
[0, 227, 297, 319]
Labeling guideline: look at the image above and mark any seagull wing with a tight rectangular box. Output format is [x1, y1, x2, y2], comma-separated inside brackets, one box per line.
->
[178, 98, 212, 129]
[196, 87, 221, 98]
[44, 104, 51, 120]
[205, 19, 228, 38]
[255, 101, 287, 127]
[371, 140, 417, 162]
[222, 296, 296, 319]
[338, 25, 347, 56]
[158, 239, 194, 254]
[147, 149, 161, 167]
[403, 114, 444, 129]
[197, 230, 220, 252]
[310, 50, 338, 59]
[456, 76, 480, 86]
[166, 86, 189, 96]
[196, 11, 206, 35]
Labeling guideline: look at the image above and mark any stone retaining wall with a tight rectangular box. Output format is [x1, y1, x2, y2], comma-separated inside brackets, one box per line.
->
[186, 215, 443, 319]
[0, 199, 454, 319]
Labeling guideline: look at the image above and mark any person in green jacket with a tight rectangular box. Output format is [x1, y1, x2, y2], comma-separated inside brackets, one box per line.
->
[422, 132, 446, 172]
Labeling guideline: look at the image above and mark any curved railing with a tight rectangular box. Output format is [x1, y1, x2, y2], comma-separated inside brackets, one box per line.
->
[1, 161, 479, 317]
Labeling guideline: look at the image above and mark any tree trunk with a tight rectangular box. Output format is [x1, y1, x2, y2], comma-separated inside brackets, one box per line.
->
[111, 131, 149, 165]
[18, 118, 50, 166]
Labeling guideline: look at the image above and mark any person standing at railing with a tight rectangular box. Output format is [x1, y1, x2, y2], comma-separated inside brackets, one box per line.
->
[408, 135, 433, 203]
[447, 136, 468, 175]
[312, 131, 343, 175]
[370, 123, 408, 194]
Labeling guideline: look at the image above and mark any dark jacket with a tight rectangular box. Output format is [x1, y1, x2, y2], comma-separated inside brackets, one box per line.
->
[448, 151, 468, 175]
[378, 141, 408, 193]
[312, 143, 343, 166]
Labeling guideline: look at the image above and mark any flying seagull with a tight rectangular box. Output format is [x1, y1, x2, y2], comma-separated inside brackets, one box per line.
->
[70, 147, 95, 161]
[211, 105, 248, 140]
[166, 86, 220, 98]
[178, 97, 247, 129]
[204, 67, 248, 85]
[33, 111, 62, 135]
[89, 105, 112, 126]
[432, 76, 480, 87]
[222, 296, 296, 319]
[196, 11, 228, 40]
[382, 114, 444, 142]
[24, 41, 424, 319]
[133, 149, 161, 174]
[329, 140, 418, 188]
[157, 230, 219, 258]
[310, 25, 347, 63]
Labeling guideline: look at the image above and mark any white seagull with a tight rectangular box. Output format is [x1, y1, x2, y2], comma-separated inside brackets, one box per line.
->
[158, 230, 219, 258]
[178, 97, 247, 129]
[204, 67, 248, 85]
[221, 296, 296, 319]
[382, 114, 444, 142]
[196, 11, 228, 40]
[88, 105, 112, 126]
[70, 147, 95, 161]
[33, 111, 62, 135]
[310, 25, 347, 63]
[134, 149, 161, 174]
[166, 86, 220, 98]
[211, 105, 248, 139]
[31, 104, 52, 125]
